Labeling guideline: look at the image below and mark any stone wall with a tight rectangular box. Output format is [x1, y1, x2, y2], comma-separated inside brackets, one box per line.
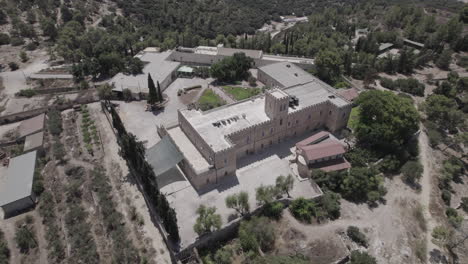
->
[178, 110, 215, 164]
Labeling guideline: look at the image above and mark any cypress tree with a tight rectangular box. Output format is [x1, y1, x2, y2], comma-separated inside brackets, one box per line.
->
[147, 74, 158, 104]
[157, 81, 163, 103]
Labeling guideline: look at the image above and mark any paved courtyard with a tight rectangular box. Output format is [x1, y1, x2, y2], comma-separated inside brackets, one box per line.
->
[116, 77, 211, 147]
[161, 135, 323, 248]
[116, 77, 326, 249]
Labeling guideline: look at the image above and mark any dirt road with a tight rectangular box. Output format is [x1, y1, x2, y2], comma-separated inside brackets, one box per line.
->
[90, 103, 172, 264]
[0, 55, 49, 96]
[418, 127, 441, 259]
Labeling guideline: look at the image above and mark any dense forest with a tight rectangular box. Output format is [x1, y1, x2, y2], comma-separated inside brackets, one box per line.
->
[0, 0, 467, 81]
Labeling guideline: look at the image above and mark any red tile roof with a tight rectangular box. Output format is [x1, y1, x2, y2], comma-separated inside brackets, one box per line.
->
[310, 157, 351, 172]
[300, 141, 346, 161]
[337, 88, 359, 102]
[296, 131, 330, 148]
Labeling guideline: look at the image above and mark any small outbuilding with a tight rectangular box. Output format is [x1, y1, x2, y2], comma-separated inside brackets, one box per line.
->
[0, 151, 37, 218]
[296, 132, 350, 178]
[177, 66, 194, 78]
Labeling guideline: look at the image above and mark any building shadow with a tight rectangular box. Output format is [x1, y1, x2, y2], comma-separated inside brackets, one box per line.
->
[195, 174, 241, 195]
[237, 132, 319, 169]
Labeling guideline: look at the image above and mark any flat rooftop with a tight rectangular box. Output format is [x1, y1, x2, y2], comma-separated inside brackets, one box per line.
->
[0, 151, 37, 206]
[259, 62, 317, 87]
[167, 126, 211, 172]
[217, 47, 263, 59]
[180, 82, 349, 152]
[19, 113, 45, 138]
[262, 54, 315, 65]
[180, 97, 270, 152]
[23, 131, 43, 152]
[285, 81, 349, 109]
[110, 51, 180, 93]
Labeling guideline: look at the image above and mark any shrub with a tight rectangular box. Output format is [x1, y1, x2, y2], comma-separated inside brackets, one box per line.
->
[380, 77, 395, 90]
[10, 37, 24, 46]
[290, 197, 317, 223]
[461, 197, 468, 213]
[25, 42, 37, 51]
[239, 217, 275, 253]
[248, 76, 257, 87]
[401, 160, 423, 185]
[441, 190, 451, 206]
[349, 250, 377, 264]
[48, 110, 63, 136]
[16, 89, 37, 98]
[15, 226, 37, 253]
[262, 201, 284, 219]
[347, 226, 368, 247]
[317, 191, 341, 220]
[19, 50, 29, 62]
[0, 33, 10, 45]
[8, 62, 19, 71]
[0, 229, 10, 263]
[446, 208, 463, 227]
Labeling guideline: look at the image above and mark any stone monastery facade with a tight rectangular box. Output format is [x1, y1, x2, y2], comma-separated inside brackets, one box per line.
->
[158, 58, 352, 190]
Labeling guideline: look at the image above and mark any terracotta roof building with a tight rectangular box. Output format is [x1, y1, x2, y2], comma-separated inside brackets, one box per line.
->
[296, 131, 351, 178]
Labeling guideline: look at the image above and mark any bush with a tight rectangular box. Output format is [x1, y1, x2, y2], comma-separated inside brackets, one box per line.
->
[0, 33, 10, 45]
[262, 201, 284, 219]
[25, 42, 37, 51]
[248, 76, 257, 87]
[290, 198, 317, 223]
[8, 62, 19, 71]
[347, 226, 368, 247]
[317, 191, 341, 220]
[446, 208, 463, 227]
[48, 110, 63, 136]
[349, 250, 377, 264]
[10, 37, 24, 46]
[441, 190, 451, 206]
[16, 89, 37, 98]
[401, 160, 423, 185]
[0, 229, 10, 263]
[15, 226, 37, 253]
[239, 217, 275, 253]
[380, 77, 395, 90]
[461, 197, 468, 213]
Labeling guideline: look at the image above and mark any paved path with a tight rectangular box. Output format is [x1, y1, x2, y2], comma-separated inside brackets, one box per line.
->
[211, 86, 235, 104]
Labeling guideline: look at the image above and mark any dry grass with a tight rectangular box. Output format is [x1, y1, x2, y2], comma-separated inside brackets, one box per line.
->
[414, 239, 427, 263]
[413, 204, 427, 232]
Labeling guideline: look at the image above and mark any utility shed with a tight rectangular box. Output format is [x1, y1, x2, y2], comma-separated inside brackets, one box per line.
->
[18, 114, 45, 138]
[0, 151, 37, 218]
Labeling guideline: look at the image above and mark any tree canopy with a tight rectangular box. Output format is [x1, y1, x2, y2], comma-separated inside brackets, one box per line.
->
[210, 53, 253, 82]
[355, 90, 419, 153]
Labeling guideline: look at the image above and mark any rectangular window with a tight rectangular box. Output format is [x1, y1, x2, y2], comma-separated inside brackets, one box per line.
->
[288, 121, 291, 127]
[280, 119, 283, 125]
[308, 114, 311, 119]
